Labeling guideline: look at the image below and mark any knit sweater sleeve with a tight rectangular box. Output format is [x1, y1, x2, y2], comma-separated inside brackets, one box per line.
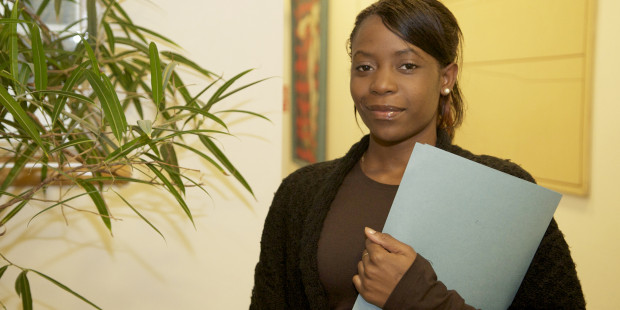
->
[508, 218, 586, 309]
[383, 255, 476, 310]
[250, 174, 296, 309]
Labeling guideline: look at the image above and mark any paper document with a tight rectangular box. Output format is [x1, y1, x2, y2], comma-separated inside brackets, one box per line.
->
[353, 144, 561, 310]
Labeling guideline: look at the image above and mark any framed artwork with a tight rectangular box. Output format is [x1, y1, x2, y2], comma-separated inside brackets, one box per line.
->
[291, 0, 328, 164]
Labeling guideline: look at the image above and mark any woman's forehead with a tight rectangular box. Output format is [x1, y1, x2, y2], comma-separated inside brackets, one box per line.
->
[351, 16, 431, 60]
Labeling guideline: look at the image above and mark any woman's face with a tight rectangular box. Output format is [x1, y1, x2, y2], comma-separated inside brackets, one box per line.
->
[350, 15, 456, 146]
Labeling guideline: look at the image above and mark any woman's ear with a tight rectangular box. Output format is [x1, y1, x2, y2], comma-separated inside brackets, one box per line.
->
[441, 62, 459, 90]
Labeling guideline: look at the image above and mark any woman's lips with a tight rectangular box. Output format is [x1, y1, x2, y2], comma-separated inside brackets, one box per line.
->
[366, 105, 405, 120]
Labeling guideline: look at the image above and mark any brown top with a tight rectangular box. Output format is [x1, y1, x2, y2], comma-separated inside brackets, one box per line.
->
[317, 161, 398, 309]
[317, 161, 472, 309]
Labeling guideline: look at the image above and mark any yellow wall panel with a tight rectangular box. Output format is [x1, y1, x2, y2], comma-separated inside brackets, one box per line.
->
[446, 0, 587, 62]
[447, 0, 595, 194]
[458, 57, 584, 184]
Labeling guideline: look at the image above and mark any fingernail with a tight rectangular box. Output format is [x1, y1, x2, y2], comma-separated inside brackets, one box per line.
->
[366, 227, 376, 234]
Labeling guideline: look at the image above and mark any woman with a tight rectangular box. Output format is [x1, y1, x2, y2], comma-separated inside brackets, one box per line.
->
[251, 0, 585, 309]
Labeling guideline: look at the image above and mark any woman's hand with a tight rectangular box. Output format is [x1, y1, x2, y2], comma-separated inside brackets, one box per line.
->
[353, 227, 418, 308]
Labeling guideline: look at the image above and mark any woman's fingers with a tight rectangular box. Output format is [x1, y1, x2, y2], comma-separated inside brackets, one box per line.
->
[353, 228, 418, 307]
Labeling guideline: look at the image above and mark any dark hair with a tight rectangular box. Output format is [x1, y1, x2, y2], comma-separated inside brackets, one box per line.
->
[348, 0, 464, 138]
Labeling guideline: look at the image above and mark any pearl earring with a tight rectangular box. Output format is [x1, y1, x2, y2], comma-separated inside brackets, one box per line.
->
[442, 88, 451, 95]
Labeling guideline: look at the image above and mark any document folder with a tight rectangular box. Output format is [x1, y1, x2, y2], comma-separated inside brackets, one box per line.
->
[353, 144, 561, 310]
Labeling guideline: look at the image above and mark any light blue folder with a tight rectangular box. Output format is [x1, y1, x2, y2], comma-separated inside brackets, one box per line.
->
[353, 144, 561, 310]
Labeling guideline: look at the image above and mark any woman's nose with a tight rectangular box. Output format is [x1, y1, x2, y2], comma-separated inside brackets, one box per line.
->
[370, 68, 397, 95]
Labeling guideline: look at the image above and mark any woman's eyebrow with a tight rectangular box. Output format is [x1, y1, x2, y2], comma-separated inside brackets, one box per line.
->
[352, 50, 373, 58]
[351, 47, 423, 59]
[395, 47, 422, 58]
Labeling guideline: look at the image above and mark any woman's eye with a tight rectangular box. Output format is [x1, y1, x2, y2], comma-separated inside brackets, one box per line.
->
[400, 63, 417, 70]
[356, 65, 373, 72]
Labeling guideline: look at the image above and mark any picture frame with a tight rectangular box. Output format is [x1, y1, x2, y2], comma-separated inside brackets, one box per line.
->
[291, 0, 328, 164]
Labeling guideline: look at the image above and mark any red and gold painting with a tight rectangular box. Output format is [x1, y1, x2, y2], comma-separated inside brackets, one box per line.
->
[291, 0, 327, 164]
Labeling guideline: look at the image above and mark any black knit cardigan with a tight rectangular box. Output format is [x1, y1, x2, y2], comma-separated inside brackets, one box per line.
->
[250, 131, 585, 309]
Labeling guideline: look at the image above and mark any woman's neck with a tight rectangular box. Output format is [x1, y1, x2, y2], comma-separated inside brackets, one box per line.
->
[361, 131, 437, 185]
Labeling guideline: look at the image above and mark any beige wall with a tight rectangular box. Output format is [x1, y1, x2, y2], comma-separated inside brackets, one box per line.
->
[285, 0, 620, 308]
[553, 0, 620, 307]
[0, 0, 282, 309]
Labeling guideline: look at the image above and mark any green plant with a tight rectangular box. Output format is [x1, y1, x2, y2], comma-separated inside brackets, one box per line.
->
[0, 0, 268, 308]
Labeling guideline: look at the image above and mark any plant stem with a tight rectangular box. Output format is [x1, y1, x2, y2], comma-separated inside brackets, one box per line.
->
[87, 0, 97, 42]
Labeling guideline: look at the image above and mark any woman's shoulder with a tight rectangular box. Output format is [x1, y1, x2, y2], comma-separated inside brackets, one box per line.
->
[281, 135, 369, 188]
[275, 159, 342, 195]
[443, 143, 536, 184]
[283, 159, 339, 183]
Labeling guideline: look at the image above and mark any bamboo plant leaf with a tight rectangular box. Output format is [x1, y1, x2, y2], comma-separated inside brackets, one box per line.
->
[101, 73, 128, 133]
[217, 77, 271, 105]
[27, 192, 91, 225]
[35, 0, 51, 16]
[15, 270, 33, 310]
[99, 0, 117, 24]
[113, 37, 149, 54]
[50, 103, 99, 134]
[105, 7, 146, 44]
[0, 143, 37, 193]
[82, 38, 100, 75]
[173, 142, 227, 175]
[81, 176, 150, 185]
[0, 265, 8, 280]
[198, 136, 254, 197]
[105, 134, 149, 162]
[160, 51, 216, 78]
[153, 129, 229, 142]
[207, 74, 271, 112]
[158, 143, 184, 194]
[52, 61, 89, 125]
[166, 106, 228, 130]
[30, 269, 102, 310]
[38, 90, 94, 105]
[176, 77, 220, 127]
[31, 24, 48, 92]
[9, 0, 20, 93]
[171, 71, 193, 105]
[161, 61, 177, 96]
[54, 0, 62, 18]
[76, 179, 111, 232]
[40, 155, 49, 186]
[104, 0, 134, 25]
[0, 18, 33, 25]
[149, 42, 163, 107]
[112, 21, 179, 47]
[0, 200, 28, 227]
[85, 70, 127, 142]
[187, 77, 220, 107]
[137, 119, 152, 137]
[0, 88, 45, 152]
[113, 190, 165, 241]
[215, 109, 271, 122]
[215, 77, 271, 104]
[102, 21, 115, 53]
[17, 63, 32, 92]
[49, 137, 93, 154]
[145, 162, 194, 227]
[205, 69, 253, 107]
[58, 17, 87, 34]
[143, 152, 184, 194]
